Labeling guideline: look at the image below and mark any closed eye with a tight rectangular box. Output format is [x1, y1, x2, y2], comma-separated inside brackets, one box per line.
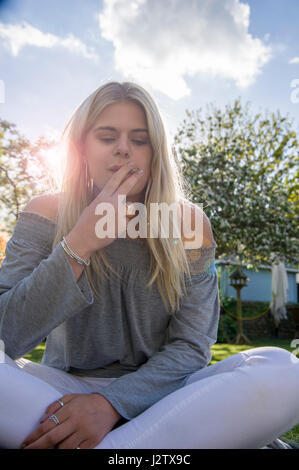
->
[132, 140, 148, 145]
[99, 137, 147, 145]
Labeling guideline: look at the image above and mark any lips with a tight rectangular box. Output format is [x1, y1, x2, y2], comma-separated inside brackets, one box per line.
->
[109, 165, 123, 172]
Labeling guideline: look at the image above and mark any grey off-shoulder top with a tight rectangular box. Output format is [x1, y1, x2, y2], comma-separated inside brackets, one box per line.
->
[0, 211, 220, 419]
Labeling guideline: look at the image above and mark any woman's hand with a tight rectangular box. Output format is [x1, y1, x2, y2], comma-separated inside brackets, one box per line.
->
[65, 162, 144, 259]
[21, 393, 122, 449]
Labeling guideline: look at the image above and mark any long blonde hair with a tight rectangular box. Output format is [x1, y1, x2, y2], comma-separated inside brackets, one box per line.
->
[52, 81, 192, 313]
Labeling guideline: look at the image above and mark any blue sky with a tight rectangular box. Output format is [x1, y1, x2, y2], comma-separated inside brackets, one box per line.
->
[0, 0, 299, 147]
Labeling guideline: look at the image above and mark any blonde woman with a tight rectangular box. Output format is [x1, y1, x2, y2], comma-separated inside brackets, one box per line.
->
[0, 82, 298, 449]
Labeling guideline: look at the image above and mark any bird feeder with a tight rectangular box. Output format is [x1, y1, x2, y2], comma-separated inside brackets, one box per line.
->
[229, 267, 251, 344]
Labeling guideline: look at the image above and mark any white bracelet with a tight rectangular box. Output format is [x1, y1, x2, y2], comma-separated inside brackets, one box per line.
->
[61, 237, 91, 267]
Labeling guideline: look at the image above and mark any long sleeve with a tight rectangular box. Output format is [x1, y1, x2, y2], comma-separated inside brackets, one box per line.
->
[0, 211, 94, 359]
[99, 243, 220, 420]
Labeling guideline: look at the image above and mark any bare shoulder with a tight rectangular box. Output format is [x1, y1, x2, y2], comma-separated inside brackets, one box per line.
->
[22, 193, 61, 223]
[179, 201, 215, 249]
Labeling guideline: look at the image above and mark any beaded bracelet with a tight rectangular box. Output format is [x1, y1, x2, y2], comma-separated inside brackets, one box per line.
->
[61, 236, 91, 267]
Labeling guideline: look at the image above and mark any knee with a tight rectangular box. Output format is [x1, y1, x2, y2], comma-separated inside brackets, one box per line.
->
[244, 346, 297, 368]
[240, 347, 299, 408]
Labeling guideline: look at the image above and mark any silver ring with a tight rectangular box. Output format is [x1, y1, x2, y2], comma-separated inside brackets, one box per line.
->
[49, 414, 60, 426]
[57, 399, 64, 408]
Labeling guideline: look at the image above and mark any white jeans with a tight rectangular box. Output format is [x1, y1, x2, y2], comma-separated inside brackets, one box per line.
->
[0, 346, 298, 449]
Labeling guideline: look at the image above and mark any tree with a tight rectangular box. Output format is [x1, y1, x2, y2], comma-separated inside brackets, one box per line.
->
[0, 228, 9, 267]
[174, 99, 298, 269]
[0, 119, 55, 234]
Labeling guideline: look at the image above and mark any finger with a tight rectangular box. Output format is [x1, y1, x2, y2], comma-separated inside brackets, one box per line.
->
[56, 431, 84, 450]
[22, 402, 71, 447]
[113, 168, 143, 197]
[44, 394, 75, 414]
[125, 201, 139, 218]
[22, 416, 60, 447]
[23, 419, 73, 449]
[73, 438, 96, 450]
[40, 394, 75, 423]
[57, 394, 77, 405]
[40, 402, 62, 424]
[103, 162, 136, 197]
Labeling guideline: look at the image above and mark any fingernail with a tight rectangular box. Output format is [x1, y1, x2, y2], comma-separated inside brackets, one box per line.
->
[137, 169, 143, 174]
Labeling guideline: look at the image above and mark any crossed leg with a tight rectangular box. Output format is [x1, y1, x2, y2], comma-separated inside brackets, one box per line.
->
[1, 347, 298, 449]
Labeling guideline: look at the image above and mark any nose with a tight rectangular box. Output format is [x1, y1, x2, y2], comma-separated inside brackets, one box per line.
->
[114, 135, 130, 158]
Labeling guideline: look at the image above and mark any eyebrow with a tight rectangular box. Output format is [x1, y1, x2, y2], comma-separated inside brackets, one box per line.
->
[93, 126, 148, 133]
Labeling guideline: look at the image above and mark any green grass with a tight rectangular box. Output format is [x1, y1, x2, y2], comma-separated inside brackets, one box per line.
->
[25, 342, 45, 363]
[25, 338, 299, 446]
[210, 338, 295, 364]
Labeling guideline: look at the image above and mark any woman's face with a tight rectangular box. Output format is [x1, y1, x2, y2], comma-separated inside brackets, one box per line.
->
[82, 100, 153, 203]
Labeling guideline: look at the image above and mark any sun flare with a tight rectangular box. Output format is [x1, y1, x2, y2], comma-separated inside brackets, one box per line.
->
[26, 142, 65, 191]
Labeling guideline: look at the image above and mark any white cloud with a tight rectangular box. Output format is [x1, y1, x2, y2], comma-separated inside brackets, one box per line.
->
[289, 57, 299, 64]
[0, 21, 99, 62]
[98, 0, 272, 99]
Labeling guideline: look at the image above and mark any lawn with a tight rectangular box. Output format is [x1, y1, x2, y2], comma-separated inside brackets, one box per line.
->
[24, 338, 299, 447]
